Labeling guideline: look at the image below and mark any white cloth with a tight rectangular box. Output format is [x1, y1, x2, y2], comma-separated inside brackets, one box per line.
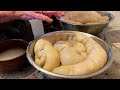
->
[29, 20, 44, 39]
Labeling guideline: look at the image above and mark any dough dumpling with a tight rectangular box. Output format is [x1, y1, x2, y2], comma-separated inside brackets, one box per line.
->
[34, 39, 60, 71]
[34, 39, 52, 54]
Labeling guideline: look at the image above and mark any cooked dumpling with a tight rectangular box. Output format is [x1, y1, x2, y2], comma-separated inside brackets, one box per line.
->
[34, 39, 60, 71]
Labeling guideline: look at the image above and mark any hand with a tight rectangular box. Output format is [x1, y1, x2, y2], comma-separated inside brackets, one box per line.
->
[0, 11, 64, 23]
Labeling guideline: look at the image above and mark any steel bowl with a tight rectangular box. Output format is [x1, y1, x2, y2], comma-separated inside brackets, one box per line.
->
[26, 31, 113, 79]
[58, 11, 114, 36]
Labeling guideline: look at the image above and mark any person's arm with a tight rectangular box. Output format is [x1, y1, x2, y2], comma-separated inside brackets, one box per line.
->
[0, 11, 64, 23]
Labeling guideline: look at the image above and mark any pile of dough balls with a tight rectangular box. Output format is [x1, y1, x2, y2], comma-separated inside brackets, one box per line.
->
[34, 32, 107, 75]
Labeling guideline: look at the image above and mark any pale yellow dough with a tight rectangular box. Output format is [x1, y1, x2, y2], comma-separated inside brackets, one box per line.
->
[34, 39, 60, 71]
[34, 32, 107, 75]
[54, 41, 87, 65]
[63, 11, 109, 24]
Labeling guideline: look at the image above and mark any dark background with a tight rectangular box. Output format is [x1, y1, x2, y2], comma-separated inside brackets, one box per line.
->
[0, 0, 119, 10]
